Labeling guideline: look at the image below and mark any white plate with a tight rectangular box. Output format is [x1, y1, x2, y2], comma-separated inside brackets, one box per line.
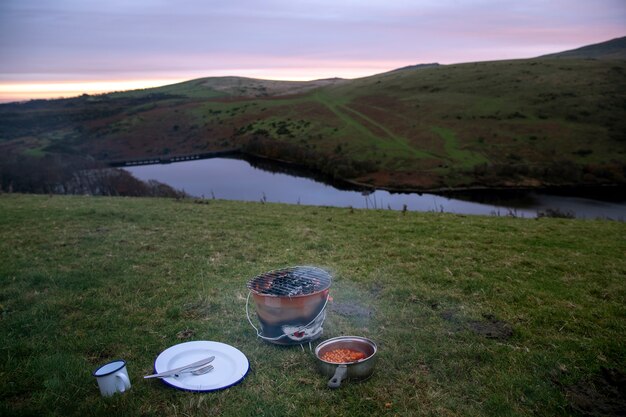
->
[154, 341, 249, 392]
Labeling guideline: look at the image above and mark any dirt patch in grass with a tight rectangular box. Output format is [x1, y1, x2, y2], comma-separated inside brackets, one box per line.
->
[441, 310, 514, 340]
[440, 308, 461, 323]
[565, 368, 626, 417]
[176, 328, 196, 339]
[467, 314, 514, 340]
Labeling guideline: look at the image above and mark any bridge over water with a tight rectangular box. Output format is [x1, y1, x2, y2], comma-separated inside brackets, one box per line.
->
[107, 150, 239, 167]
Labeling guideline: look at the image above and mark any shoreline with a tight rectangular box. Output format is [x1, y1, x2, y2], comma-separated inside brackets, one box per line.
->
[107, 150, 626, 199]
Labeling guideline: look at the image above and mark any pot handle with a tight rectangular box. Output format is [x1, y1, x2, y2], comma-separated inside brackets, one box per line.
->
[327, 365, 348, 389]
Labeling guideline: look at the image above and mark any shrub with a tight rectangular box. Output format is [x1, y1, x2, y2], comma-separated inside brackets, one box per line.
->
[538, 208, 575, 219]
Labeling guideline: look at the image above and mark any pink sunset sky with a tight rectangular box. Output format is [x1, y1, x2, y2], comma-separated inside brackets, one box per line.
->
[0, 0, 624, 102]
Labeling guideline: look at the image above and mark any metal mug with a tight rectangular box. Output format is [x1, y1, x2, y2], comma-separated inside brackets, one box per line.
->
[93, 359, 131, 397]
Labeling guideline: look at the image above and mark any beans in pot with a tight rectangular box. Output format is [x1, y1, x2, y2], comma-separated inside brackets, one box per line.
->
[320, 348, 367, 363]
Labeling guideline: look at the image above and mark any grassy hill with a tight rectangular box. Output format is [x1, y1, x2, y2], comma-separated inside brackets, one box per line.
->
[0, 194, 625, 416]
[110, 76, 348, 100]
[1, 39, 625, 192]
[541, 36, 626, 60]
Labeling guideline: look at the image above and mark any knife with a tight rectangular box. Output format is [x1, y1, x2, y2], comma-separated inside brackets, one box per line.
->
[144, 355, 215, 379]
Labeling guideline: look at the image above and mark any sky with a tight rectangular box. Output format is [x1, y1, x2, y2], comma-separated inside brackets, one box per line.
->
[0, 0, 625, 102]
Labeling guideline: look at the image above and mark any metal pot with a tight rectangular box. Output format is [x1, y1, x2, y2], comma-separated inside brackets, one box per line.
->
[314, 336, 378, 388]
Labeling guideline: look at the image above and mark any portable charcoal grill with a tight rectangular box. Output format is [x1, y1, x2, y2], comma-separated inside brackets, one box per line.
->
[246, 266, 332, 345]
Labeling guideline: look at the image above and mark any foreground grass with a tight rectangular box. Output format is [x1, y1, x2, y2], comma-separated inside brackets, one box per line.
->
[0, 194, 624, 416]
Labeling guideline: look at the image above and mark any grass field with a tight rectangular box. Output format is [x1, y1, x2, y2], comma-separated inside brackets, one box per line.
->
[0, 194, 624, 416]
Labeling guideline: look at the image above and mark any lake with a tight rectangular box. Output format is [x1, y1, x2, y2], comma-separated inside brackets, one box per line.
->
[124, 157, 626, 219]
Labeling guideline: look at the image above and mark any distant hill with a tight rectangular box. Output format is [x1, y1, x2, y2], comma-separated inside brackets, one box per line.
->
[110, 76, 348, 99]
[540, 36, 626, 59]
[1, 38, 626, 192]
[388, 63, 440, 73]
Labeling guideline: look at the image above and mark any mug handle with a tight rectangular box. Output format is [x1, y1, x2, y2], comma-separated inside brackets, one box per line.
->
[115, 372, 131, 393]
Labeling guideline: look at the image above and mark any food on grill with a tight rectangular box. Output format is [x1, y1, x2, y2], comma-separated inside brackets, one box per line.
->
[320, 348, 367, 363]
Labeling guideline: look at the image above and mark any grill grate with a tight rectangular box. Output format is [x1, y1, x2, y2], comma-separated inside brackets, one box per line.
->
[247, 266, 332, 297]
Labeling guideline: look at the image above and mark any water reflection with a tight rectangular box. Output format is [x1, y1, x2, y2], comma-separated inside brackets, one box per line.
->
[124, 157, 626, 219]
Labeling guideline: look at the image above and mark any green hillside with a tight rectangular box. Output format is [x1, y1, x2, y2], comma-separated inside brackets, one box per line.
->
[1, 194, 625, 416]
[541, 36, 626, 60]
[1, 41, 626, 191]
